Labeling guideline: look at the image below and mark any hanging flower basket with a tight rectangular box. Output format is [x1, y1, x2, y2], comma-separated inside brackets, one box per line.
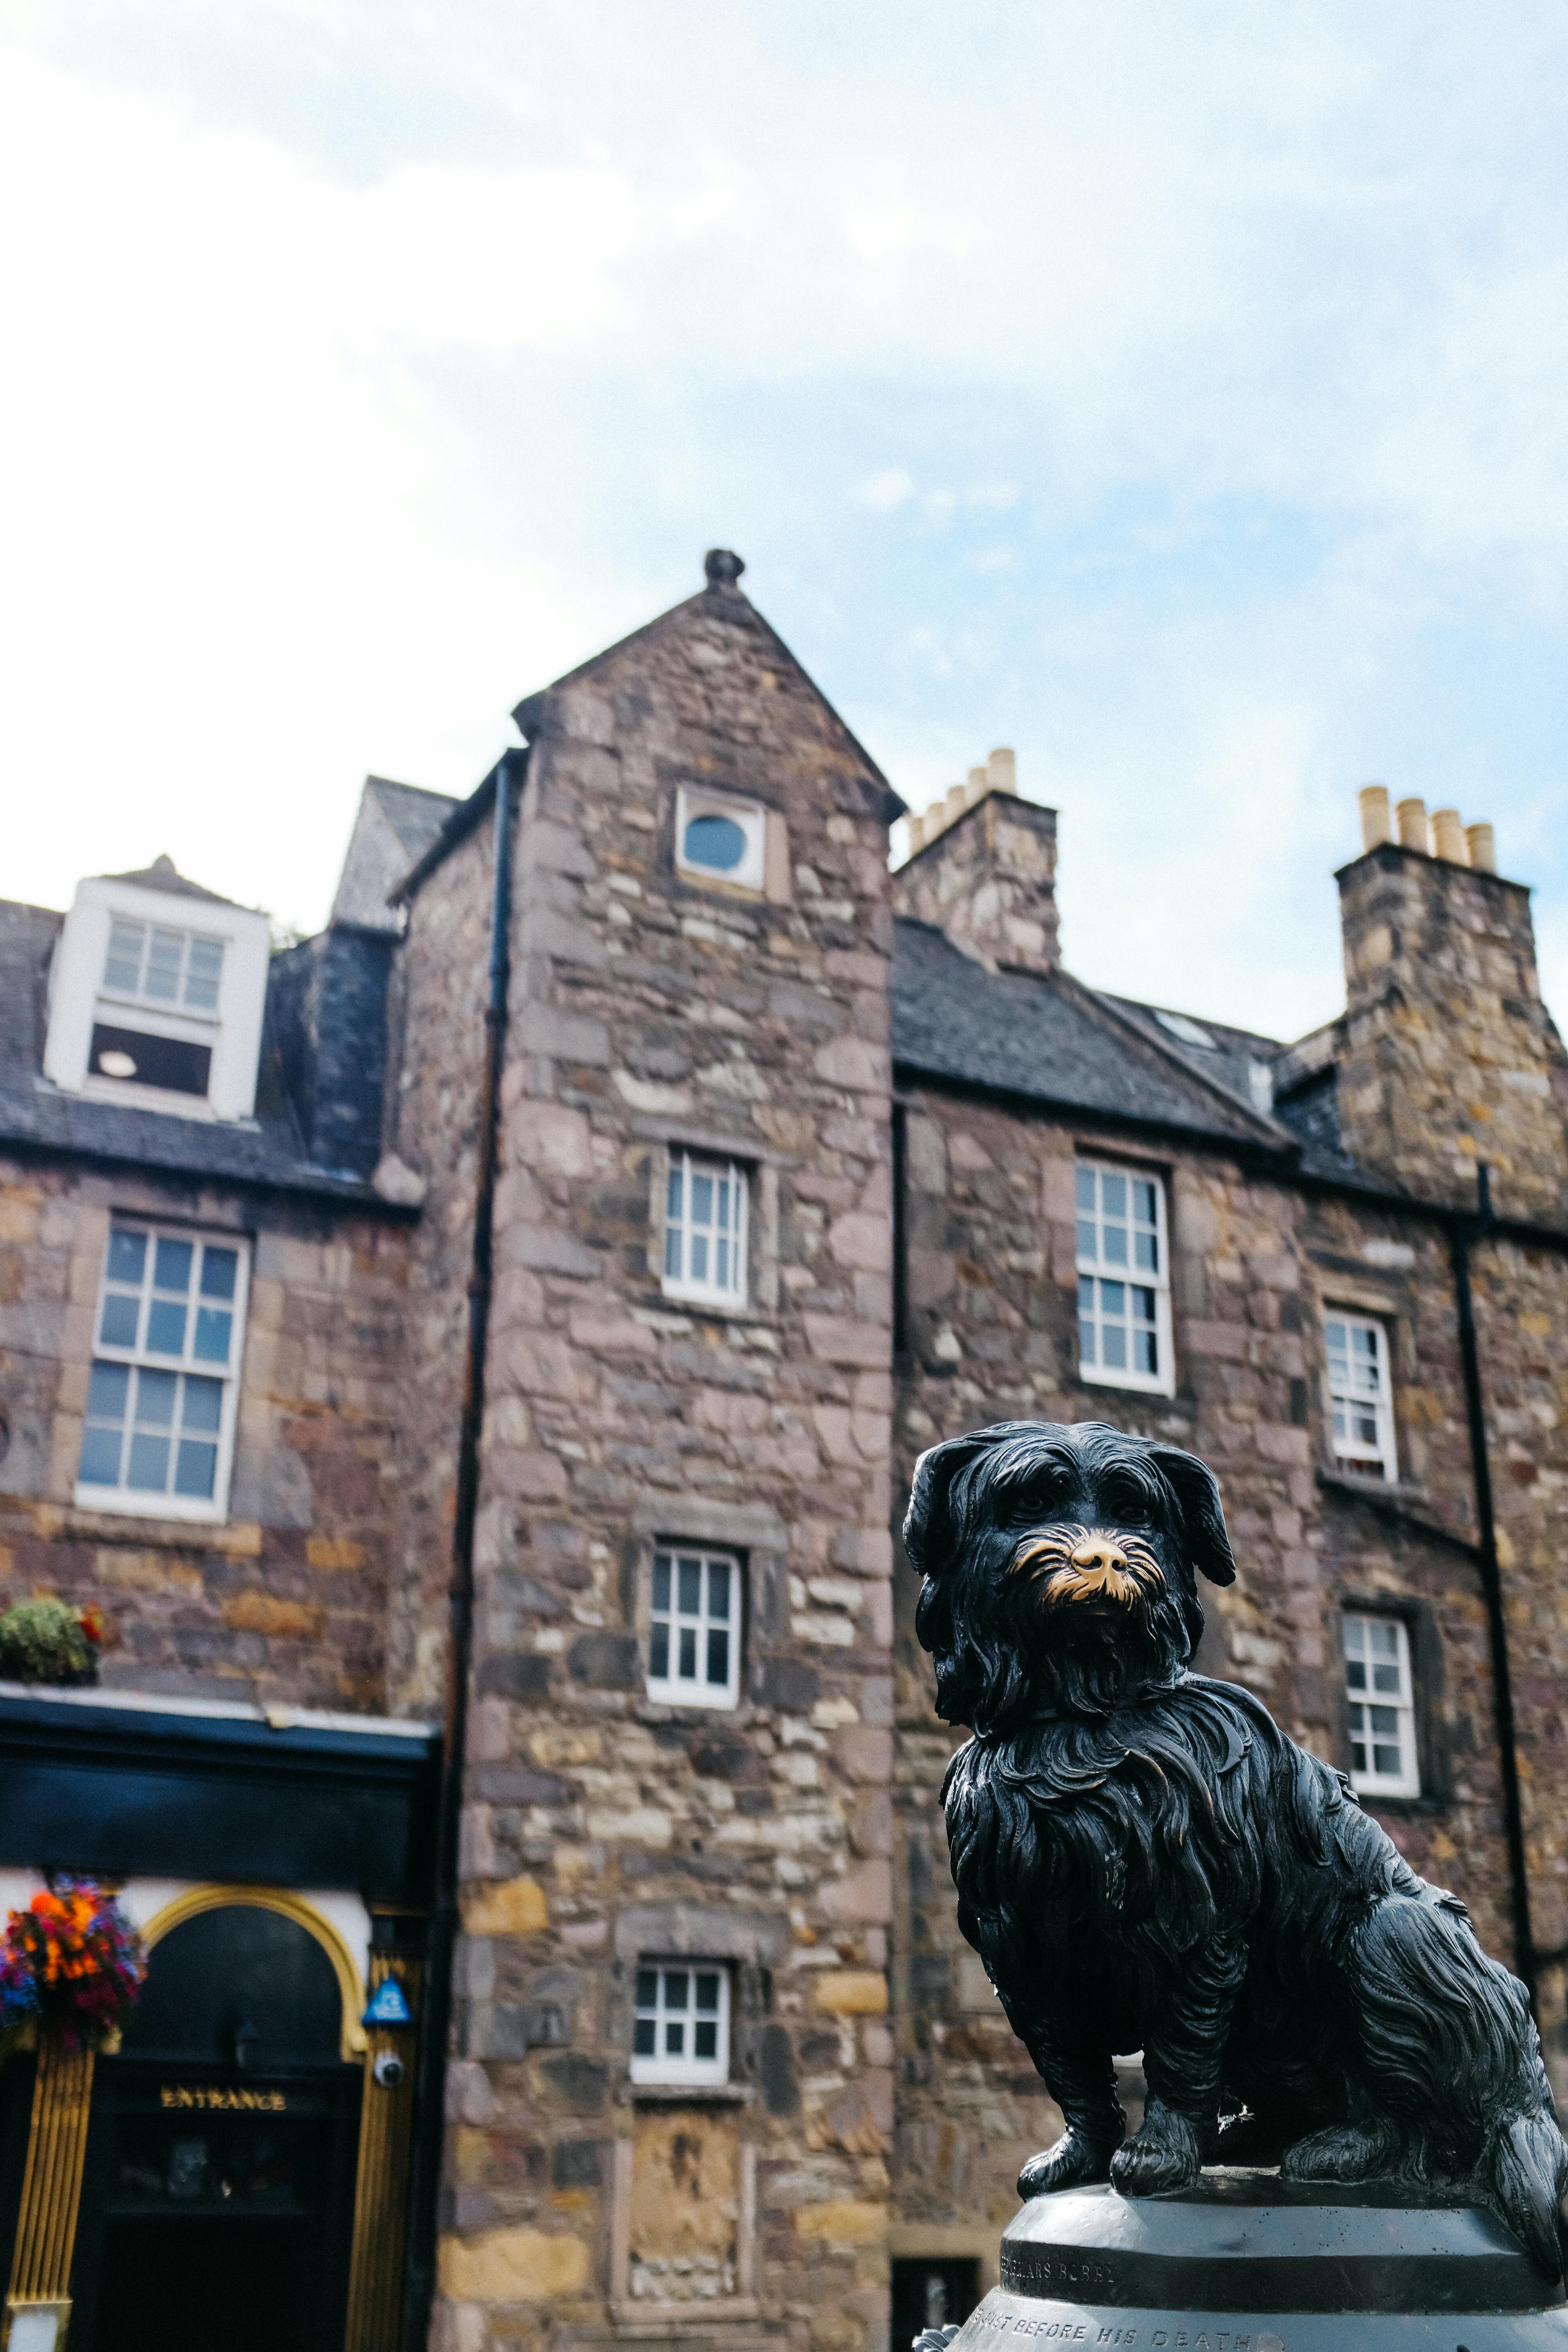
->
[0, 1881, 145, 2052]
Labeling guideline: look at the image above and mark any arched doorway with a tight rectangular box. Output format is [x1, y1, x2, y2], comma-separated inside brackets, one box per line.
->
[70, 1899, 365, 2352]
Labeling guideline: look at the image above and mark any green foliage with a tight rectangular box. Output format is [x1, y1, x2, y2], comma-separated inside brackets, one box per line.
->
[0, 1599, 99, 1687]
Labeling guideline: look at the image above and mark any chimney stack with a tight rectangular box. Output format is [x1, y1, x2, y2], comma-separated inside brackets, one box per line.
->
[893, 748, 1058, 978]
[1334, 789, 1568, 1217]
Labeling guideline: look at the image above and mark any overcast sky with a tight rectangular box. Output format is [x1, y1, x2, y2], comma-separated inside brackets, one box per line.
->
[5, 2, 1568, 1043]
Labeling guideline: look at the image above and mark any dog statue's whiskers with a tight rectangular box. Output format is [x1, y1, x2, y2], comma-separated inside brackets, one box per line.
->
[1013, 1522, 1165, 1610]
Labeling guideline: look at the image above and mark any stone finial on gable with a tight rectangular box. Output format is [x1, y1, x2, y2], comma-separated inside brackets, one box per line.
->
[892, 750, 1059, 978]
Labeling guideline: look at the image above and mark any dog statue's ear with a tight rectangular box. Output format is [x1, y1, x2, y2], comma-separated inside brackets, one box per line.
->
[903, 1432, 998, 1577]
[1146, 1441, 1236, 1586]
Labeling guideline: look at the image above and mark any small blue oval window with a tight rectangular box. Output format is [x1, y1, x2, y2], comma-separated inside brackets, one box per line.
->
[684, 813, 748, 873]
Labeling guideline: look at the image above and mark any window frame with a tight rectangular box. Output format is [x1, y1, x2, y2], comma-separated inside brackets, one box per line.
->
[661, 1149, 750, 1310]
[646, 1545, 743, 1712]
[1342, 1609, 1421, 1800]
[630, 1959, 732, 2087]
[74, 1218, 250, 1523]
[1074, 1157, 1176, 1398]
[100, 917, 227, 1020]
[674, 786, 767, 894]
[1323, 1308, 1398, 1483]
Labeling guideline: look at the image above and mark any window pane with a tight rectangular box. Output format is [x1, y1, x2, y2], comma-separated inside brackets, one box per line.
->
[87, 1360, 131, 1420]
[1103, 1326, 1127, 1369]
[104, 920, 143, 992]
[99, 1293, 140, 1348]
[145, 930, 184, 1000]
[668, 1165, 683, 1219]
[153, 1237, 194, 1293]
[678, 1626, 697, 1679]
[136, 1368, 178, 1426]
[127, 1433, 170, 1490]
[1075, 1166, 1095, 1210]
[695, 1973, 719, 2011]
[665, 1228, 682, 1278]
[1327, 1319, 1346, 1351]
[653, 1555, 671, 1611]
[1347, 1659, 1367, 1691]
[1133, 1287, 1156, 1323]
[1100, 1281, 1124, 1316]
[1078, 1321, 1095, 1364]
[691, 1174, 713, 1225]
[78, 1425, 124, 1485]
[145, 1300, 187, 1355]
[679, 1559, 702, 1614]
[1102, 1225, 1128, 1265]
[107, 1229, 147, 1285]
[650, 1623, 669, 1678]
[174, 1440, 218, 1498]
[1134, 1230, 1157, 1270]
[706, 1628, 729, 1686]
[716, 1238, 729, 1287]
[200, 1246, 238, 1301]
[708, 1562, 730, 1620]
[633, 2018, 656, 2055]
[665, 1973, 688, 2010]
[691, 1234, 708, 1281]
[193, 1307, 233, 1365]
[1373, 1742, 1401, 1774]
[1076, 1218, 1097, 1261]
[694, 2021, 717, 2058]
[1077, 1276, 1095, 1315]
[1101, 1174, 1127, 1217]
[637, 1969, 658, 2007]
[717, 1179, 730, 1233]
[1133, 1180, 1156, 1221]
[184, 936, 225, 1010]
[1133, 1330, 1156, 1373]
[182, 1375, 223, 1434]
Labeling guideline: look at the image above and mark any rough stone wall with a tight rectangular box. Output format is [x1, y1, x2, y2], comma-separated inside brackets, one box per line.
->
[0, 1153, 412, 1708]
[420, 584, 900, 2352]
[891, 797, 1058, 978]
[382, 813, 496, 1714]
[1335, 843, 1568, 1218]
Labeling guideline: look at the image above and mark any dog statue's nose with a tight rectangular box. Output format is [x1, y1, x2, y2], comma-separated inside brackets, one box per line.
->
[1070, 1534, 1129, 1575]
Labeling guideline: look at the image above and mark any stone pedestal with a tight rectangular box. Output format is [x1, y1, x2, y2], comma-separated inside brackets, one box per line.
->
[947, 2172, 1568, 2352]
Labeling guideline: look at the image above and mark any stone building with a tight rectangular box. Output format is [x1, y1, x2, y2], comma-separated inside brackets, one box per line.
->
[2, 555, 1568, 2352]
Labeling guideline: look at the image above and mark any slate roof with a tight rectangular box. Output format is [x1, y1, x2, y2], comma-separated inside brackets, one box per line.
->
[100, 854, 239, 906]
[889, 918, 1358, 1168]
[0, 896, 395, 1208]
[330, 778, 459, 932]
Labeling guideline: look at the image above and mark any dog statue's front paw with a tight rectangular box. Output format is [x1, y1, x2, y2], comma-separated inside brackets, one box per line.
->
[1016, 2129, 1117, 2198]
[1109, 2099, 1202, 2196]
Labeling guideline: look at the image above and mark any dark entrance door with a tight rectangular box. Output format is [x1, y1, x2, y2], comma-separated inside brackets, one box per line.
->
[70, 1904, 362, 2352]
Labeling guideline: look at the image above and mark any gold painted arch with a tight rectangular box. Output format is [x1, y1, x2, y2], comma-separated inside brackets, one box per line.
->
[139, 1884, 368, 2063]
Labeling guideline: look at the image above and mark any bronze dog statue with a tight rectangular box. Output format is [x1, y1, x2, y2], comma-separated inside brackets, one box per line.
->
[906, 1418, 1568, 2278]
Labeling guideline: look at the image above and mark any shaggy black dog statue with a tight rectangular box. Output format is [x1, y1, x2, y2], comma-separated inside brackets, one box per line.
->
[905, 1418, 1568, 2278]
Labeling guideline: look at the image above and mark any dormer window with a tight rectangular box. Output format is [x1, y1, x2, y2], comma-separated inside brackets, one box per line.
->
[43, 860, 270, 1123]
[102, 919, 225, 1014]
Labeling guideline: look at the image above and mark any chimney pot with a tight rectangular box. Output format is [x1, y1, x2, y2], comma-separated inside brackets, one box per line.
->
[965, 766, 988, 807]
[1466, 821, 1497, 874]
[1396, 796, 1430, 853]
[907, 813, 927, 853]
[1432, 808, 1468, 864]
[1357, 785, 1393, 851]
[987, 748, 1018, 796]
[945, 784, 967, 822]
[704, 548, 746, 589]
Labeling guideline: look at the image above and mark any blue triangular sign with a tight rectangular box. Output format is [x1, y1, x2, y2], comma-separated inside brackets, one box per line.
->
[364, 1978, 412, 2026]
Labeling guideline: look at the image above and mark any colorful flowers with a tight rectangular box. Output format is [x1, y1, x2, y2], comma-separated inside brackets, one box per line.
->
[0, 1881, 145, 2048]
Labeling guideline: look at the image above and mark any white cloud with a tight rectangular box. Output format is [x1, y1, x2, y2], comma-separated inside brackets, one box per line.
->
[855, 469, 915, 514]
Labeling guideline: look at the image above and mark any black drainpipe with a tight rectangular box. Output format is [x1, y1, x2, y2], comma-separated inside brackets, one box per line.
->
[401, 746, 522, 2350]
[1449, 1163, 1537, 2012]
